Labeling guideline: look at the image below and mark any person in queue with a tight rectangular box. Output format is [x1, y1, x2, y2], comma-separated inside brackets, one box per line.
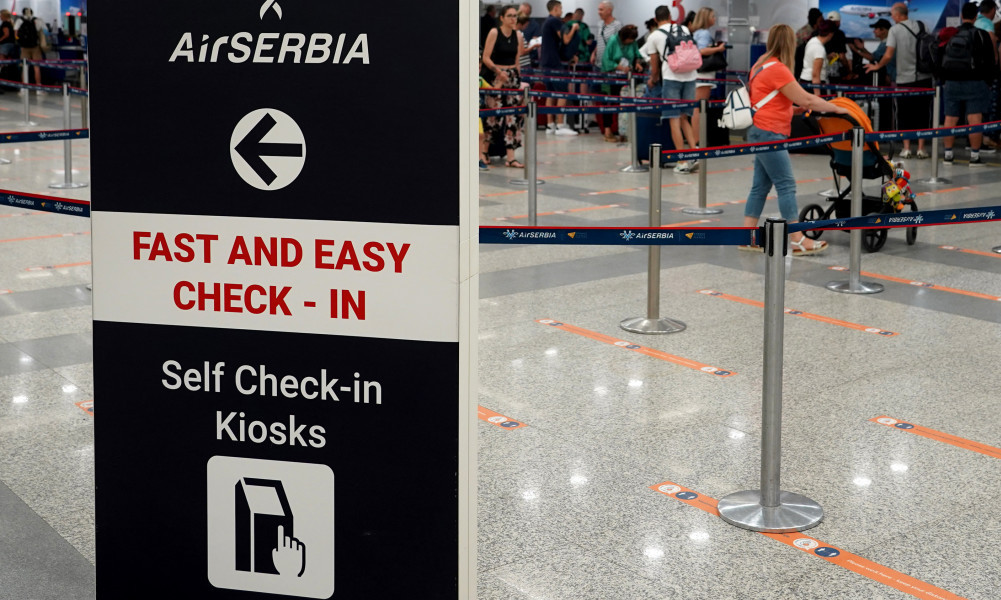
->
[541, 0, 580, 135]
[852, 18, 895, 130]
[644, 3, 700, 174]
[599, 24, 642, 142]
[741, 24, 849, 255]
[0, 10, 14, 59]
[865, 2, 931, 159]
[518, 2, 541, 67]
[481, 4, 528, 167]
[16, 7, 44, 87]
[824, 11, 853, 83]
[800, 19, 834, 95]
[941, 2, 996, 166]
[591, 1, 622, 68]
[691, 7, 726, 146]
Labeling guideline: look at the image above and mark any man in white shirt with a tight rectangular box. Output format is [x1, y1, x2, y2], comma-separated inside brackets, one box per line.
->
[642, 4, 698, 173]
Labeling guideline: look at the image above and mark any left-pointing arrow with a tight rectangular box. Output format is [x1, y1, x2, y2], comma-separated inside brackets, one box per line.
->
[234, 113, 304, 186]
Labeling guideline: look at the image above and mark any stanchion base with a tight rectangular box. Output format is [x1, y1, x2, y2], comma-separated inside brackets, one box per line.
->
[717, 489, 823, 533]
[817, 189, 839, 198]
[19, 121, 38, 127]
[49, 182, 88, 190]
[917, 177, 950, 185]
[0, 158, 11, 165]
[620, 164, 650, 173]
[619, 317, 686, 334]
[992, 246, 1001, 254]
[681, 206, 724, 215]
[826, 280, 884, 294]
[509, 178, 546, 186]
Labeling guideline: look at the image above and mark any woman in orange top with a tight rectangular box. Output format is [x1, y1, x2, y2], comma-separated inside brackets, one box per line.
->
[742, 24, 849, 255]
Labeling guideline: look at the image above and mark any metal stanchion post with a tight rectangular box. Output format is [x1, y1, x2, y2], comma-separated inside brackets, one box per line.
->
[510, 94, 544, 187]
[718, 218, 824, 533]
[49, 83, 87, 190]
[919, 85, 949, 184]
[79, 64, 88, 129]
[683, 98, 723, 215]
[827, 127, 881, 294]
[21, 60, 36, 127]
[992, 246, 1001, 254]
[620, 144, 686, 334]
[816, 91, 841, 199]
[621, 74, 649, 173]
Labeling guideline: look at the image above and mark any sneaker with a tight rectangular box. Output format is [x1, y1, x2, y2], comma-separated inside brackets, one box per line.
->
[916, 149, 930, 159]
[969, 155, 986, 167]
[943, 152, 954, 164]
[545, 123, 557, 135]
[555, 126, 578, 136]
[979, 146, 996, 154]
[479, 160, 489, 171]
[689, 160, 700, 172]
[673, 161, 693, 173]
[899, 149, 914, 159]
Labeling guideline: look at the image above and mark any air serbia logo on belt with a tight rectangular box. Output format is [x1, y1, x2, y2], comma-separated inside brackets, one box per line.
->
[169, 1, 370, 64]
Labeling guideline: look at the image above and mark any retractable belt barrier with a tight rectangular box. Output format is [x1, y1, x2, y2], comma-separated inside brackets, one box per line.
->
[0, 128, 88, 143]
[0, 188, 89, 217]
[480, 205, 1001, 245]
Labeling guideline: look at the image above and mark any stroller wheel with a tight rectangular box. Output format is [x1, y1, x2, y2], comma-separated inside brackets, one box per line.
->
[862, 216, 888, 252]
[798, 204, 826, 240]
[906, 200, 918, 245]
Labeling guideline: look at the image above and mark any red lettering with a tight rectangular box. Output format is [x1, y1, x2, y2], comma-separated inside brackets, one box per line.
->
[246, 285, 268, 314]
[315, 239, 336, 269]
[228, 236, 251, 265]
[195, 234, 218, 263]
[149, 232, 173, 261]
[270, 286, 292, 315]
[174, 233, 195, 262]
[174, 281, 195, 310]
[362, 242, 385, 272]
[224, 283, 242, 313]
[133, 231, 151, 260]
[281, 238, 303, 267]
[336, 241, 360, 270]
[387, 243, 410, 273]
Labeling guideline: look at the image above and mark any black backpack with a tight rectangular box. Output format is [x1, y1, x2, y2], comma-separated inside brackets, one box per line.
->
[17, 17, 37, 48]
[904, 21, 936, 75]
[940, 25, 978, 74]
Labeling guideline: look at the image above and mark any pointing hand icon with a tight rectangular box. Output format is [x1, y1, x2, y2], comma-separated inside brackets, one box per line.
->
[273, 525, 306, 577]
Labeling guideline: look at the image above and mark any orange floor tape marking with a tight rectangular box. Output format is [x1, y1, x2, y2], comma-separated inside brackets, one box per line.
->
[537, 319, 735, 377]
[477, 406, 526, 430]
[0, 231, 89, 244]
[585, 182, 693, 197]
[871, 416, 1001, 460]
[25, 261, 90, 272]
[671, 199, 748, 211]
[916, 186, 972, 197]
[696, 289, 898, 336]
[492, 203, 626, 222]
[938, 245, 1001, 259]
[829, 266, 1001, 302]
[650, 481, 967, 600]
[668, 219, 720, 227]
[76, 400, 93, 417]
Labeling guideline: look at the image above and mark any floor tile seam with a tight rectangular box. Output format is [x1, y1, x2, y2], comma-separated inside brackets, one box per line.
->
[0, 475, 96, 566]
[6, 335, 92, 372]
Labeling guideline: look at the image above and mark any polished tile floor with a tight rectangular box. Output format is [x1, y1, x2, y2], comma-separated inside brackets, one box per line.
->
[477, 116, 1001, 599]
[2, 92, 1001, 599]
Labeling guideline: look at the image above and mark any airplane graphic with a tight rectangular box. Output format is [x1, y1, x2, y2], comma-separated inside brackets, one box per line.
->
[839, 1, 914, 18]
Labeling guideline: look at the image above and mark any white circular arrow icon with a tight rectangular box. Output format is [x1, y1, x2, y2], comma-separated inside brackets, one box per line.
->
[260, 0, 283, 20]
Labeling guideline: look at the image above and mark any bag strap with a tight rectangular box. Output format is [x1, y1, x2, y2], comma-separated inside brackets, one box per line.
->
[748, 61, 779, 111]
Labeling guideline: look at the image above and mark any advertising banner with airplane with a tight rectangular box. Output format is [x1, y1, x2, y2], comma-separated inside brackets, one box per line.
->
[818, 0, 943, 39]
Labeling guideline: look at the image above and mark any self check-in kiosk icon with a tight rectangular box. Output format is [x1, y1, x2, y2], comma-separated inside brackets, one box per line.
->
[236, 478, 306, 577]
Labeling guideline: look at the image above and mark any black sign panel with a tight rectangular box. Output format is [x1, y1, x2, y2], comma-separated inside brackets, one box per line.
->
[90, 2, 462, 598]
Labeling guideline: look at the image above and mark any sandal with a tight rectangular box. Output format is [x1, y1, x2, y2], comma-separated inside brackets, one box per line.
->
[790, 237, 827, 256]
[738, 244, 762, 252]
[505, 159, 525, 168]
[604, 134, 619, 143]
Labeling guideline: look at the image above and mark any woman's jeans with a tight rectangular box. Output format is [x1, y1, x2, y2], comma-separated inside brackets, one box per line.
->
[745, 125, 798, 222]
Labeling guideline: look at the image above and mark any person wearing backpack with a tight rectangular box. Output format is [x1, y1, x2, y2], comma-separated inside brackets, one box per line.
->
[940, 2, 996, 167]
[644, 3, 702, 174]
[864, 3, 931, 158]
[740, 24, 848, 255]
[15, 7, 44, 87]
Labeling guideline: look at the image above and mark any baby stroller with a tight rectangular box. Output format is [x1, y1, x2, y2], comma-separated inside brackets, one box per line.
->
[798, 97, 918, 252]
